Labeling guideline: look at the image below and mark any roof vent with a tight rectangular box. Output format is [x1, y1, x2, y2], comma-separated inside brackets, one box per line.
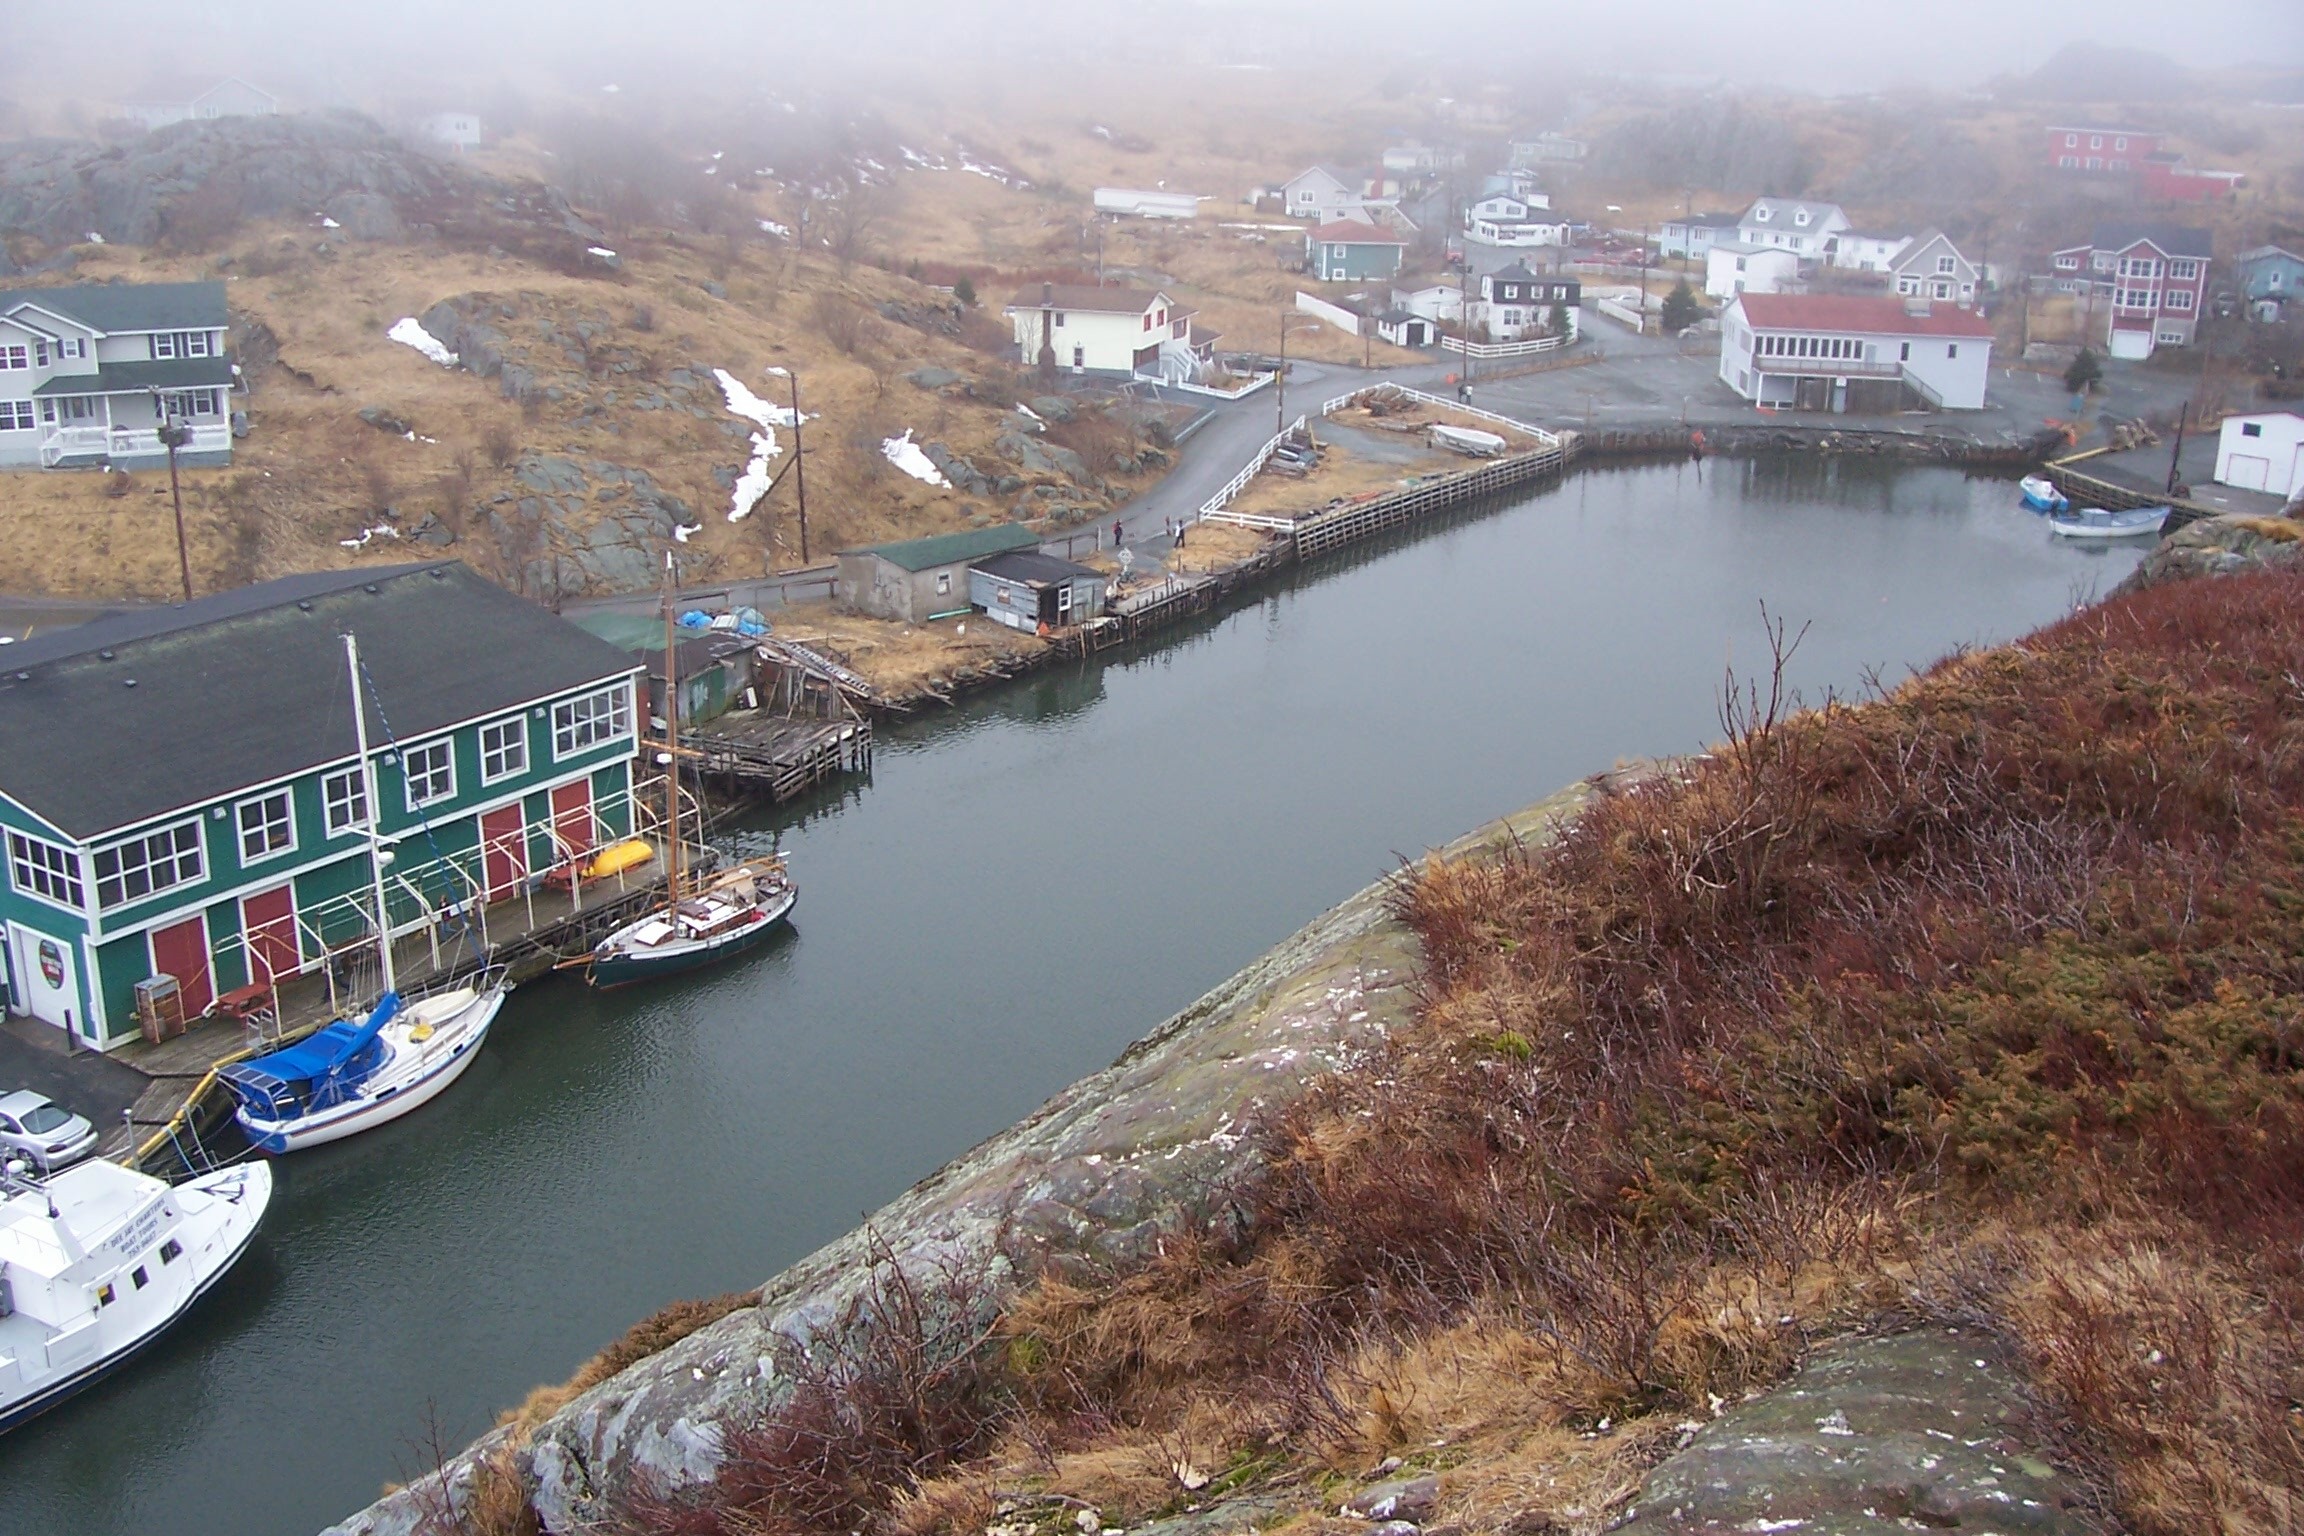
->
[14, 672, 28, 682]
[430, 567, 448, 579]
[297, 600, 313, 611]
[99, 649, 115, 661]
[123, 678, 138, 688]
[363, 583, 380, 594]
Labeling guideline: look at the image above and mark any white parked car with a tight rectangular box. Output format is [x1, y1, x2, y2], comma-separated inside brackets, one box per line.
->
[0, 1090, 99, 1173]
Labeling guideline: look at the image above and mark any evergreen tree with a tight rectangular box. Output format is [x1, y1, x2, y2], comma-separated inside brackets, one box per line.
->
[2063, 347, 2102, 394]
[1660, 280, 1701, 333]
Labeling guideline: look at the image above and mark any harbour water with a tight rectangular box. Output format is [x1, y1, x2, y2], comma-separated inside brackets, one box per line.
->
[0, 457, 2146, 1536]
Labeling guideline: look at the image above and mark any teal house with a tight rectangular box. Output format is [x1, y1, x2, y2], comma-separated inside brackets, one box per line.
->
[1305, 219, 1409, 282]
[0, 562, 645, 1049]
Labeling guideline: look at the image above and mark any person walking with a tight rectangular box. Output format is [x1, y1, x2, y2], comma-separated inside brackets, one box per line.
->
[1113, 519, 1125, 549]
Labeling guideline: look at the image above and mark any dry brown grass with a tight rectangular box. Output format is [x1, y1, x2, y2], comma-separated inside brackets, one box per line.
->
[500, 1290, 756, 1439]
[1224, 439, 1460, 520]
[768, 602, 1046, 700]
[1166, 519, 1272, 577]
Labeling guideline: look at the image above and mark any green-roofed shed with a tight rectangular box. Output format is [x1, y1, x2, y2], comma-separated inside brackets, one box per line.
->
[835, 523, 1042, 623]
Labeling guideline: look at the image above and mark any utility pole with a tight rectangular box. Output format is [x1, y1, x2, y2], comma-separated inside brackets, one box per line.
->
[788, 369, 810, 565]
[153, 393, 192, 602]
[2165, 402, 2188, 495]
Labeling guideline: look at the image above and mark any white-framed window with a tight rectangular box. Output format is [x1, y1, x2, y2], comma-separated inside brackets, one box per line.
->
[2054, 254, 2080, 271]
[33, 341, 48, 366]
[323, 768, 370, 834]
[1794, 209, 1810, 225]
[2059, 155, 2079, 169]
[1936, 255, 1956, 274]
[93, 820, 204, 909]
[2169, 259, 2200, 280]
[2114, 136, 2128, 151]
[2092, 253, 2116, 273]
[0, 345, 25, 370]
[7, 830, 84, 909]
[403, 740, 454, 808]
[934, 571, 952, 595]
[2065, 133, 2078, 147]
[2166, 289, 2194, 311]
[479, 719, 527, 783]
[1753, 206, 1771, 221]
[2090, 136, 2103, 149]
[61, 337, 84, 359]
[552, 686, 632, 758]
[0, 401, 34, 432]
[2120, 257, 2161, 279]
[1897, 277, 1920, 295]
[150, 331, 214, 361]
[236, 791, 295, 862]
[152, 333, 175, 359]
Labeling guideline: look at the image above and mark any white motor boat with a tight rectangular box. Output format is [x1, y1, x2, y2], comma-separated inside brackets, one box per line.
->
[2049, 505, 2170, 540]
[2019, 474, 2068, 512]
[1, 1155, 271, 1433]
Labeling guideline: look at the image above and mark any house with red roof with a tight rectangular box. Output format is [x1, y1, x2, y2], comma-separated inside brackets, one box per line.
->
[1718, 293, 1996, 413]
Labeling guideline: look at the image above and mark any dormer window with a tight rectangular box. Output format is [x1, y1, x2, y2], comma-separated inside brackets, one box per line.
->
[1794, 209, 1810, 226]
[1753, 207, 1772, 222]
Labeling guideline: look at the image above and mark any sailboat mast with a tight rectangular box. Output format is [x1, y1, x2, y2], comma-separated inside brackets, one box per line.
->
[342, 632, 396, 994]
[662, 554, 681, 902]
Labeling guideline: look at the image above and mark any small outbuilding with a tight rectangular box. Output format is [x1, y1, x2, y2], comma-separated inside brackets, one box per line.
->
[2214, 412, 2304, 500]
[836, 525, 1041, 623]
[969, 550, 1109, 632]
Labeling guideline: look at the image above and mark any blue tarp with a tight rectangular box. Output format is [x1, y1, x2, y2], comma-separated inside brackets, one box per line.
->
[221, 992, 399, 1116]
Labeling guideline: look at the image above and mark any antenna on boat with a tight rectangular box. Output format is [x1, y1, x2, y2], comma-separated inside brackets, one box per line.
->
[343, 632, 397, 996]
[661, 552, 682, 904]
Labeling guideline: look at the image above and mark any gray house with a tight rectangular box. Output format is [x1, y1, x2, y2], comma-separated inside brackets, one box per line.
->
[969, 550, 1108, 633]
[836, 525, 1041, 623]
[0, 282, 236, 470]
[120, 77, 280, 131]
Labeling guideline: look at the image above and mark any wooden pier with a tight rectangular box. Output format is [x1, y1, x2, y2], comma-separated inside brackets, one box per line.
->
[107, 843, 696, 1176]
[2046, 445, 2220, 530]
[682, 714, 874, 801]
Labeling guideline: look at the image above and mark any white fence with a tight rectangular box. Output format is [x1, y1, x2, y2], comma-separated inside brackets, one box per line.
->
[1293, 291, 1365, 336]
[1331, 384, 1561, 448]
[38, 421, 232, 466]
[1596, 295, 1652, 333]
[1134, 369, 1277, 400]
[1197, 415, 1311, 529]
[1439, 332, 1571, 360]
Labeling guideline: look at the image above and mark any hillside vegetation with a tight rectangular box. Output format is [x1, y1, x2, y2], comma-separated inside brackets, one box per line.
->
[465, 564, 2304, 1536]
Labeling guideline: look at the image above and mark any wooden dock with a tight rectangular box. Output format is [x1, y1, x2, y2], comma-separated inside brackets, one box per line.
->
[2046, 445, 2221, 530]
[682, 713, 875, 801]
[107, 843, 694, 1176]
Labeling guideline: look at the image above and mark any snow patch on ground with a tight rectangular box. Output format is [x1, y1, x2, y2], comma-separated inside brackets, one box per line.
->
[758, 219, 791, 239]
[339, 523, 401, 550]
[880, 430, 949, 487]
[387, 318, 458, 367]
[716, 369, 806, 521]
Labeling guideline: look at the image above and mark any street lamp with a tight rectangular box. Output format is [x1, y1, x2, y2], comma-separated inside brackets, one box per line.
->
[1276, 312, 1318, 434]
[150, 390, 193, 602]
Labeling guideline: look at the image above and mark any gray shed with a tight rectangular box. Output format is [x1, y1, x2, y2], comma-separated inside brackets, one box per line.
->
[969, 550, 1108, 633]
[835, 524, 1040, 623]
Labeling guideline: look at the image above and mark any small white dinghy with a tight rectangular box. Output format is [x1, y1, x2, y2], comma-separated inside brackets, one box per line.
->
[1, 1155, 271, 1432]
[2048, 505, 2170, 540]
[2019, 474, 2068, 511]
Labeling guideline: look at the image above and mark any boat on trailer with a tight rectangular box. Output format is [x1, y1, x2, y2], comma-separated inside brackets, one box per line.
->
[2048, 505, 2169, 540]
[2019, 475, 2068, 512]
[218, 631, 508, 1154]
[1, 1155, 270, 1433]
[587, 556, 796, 989]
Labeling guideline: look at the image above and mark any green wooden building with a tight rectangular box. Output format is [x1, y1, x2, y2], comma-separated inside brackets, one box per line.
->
[0, 562, 645, 1049]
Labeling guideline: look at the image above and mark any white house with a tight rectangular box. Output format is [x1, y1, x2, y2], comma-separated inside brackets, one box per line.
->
[1393, 280, 1464, 325]
[120, 77, 279, 131]
[1473, 264, 1581, 342]
[1463, 194, 1569, 250]
[1003, 284, 1212, 381]
[1735, 198, 1850, 261]
[2214, 412, 2304, 500]
[1719, 293, 1994, 413]
[0, 282, 236, 470]
[1888, 230, 1980, 307]
[1094, 188, 1201, 220]
[421, 112, 484, 152]
[1705, 241, 1801, 299]
[1831, 230, 1909, 273]
[1660, 213, 1742, 260]
[1280, 166, 1370, 223]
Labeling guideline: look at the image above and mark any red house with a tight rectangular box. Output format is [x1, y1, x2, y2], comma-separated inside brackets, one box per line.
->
[2044, 125, 2162, 173]
[2137, 152, 2246, 203]
[2047, 223, 2212, 360]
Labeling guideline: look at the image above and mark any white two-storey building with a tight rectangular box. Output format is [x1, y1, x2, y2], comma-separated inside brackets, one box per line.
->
[0, 283, 236, 470]
[1719, 293, 1994, 413]
[1462, 195, 1570, 250]
[1735, 198, 1851, 261]
[1003, 284, 1213, 381]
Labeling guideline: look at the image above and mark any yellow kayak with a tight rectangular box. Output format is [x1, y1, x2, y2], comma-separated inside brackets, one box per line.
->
[583, 838, 656, 880]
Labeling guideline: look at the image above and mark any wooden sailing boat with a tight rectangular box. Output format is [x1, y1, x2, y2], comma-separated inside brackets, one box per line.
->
[587, 560, 796, 988]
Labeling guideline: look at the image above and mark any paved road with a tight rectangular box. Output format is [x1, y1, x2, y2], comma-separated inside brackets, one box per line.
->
[0, 1017, 145, 1137]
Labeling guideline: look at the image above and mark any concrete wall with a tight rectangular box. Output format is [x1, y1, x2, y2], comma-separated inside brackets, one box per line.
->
[836, 554, 969, 623]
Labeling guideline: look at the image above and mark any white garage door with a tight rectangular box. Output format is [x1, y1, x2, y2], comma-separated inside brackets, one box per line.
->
[2226, 454, 2271, 491]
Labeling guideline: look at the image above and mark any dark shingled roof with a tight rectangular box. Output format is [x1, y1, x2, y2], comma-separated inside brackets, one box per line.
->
[1001, 285, 1163, 316]
[971, 549, 1103, 585]
[0, 562, 641, 840]
[32, 357, 235, 395]
[845, 524, 1040, 572]
[0, 281, 229, 336]
[2089, 223, 2213, 259]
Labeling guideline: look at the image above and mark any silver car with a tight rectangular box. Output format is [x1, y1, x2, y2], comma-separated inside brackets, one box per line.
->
[0, 1089, 99, 1173]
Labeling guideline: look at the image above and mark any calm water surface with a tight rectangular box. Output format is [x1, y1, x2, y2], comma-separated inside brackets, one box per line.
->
[0, 459, 2145, 1535]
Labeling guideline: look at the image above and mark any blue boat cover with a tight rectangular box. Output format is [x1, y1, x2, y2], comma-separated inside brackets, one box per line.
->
[220, 992, 399, 1118]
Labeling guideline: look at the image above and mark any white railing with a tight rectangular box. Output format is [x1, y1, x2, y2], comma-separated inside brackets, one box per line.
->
[1132, 369, 1277, 400]
[1195, 414, 1308, 525]
[38, 422, 231, 466]
[1596, 296, 1651, 332]
[1439, 332, 1570, 360]
[1465, 220, 1568, 247]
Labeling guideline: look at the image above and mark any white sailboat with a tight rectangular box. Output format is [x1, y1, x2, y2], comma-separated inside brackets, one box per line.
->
[219, 633, 508, 1154]
[1, 1154, 271, 1433]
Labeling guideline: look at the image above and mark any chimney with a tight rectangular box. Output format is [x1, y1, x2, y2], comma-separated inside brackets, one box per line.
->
[1043, 281, 1053, 308]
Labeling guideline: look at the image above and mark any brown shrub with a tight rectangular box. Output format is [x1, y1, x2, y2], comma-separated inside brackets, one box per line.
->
[482, 422, 520, 469]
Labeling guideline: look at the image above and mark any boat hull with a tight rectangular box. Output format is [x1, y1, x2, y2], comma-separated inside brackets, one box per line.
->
[589, 892, 795, 989]
[2019, 475, 2067, 511]
[2049, 508, 2169, 540]
[235, 991, 502, 1154]
[0, 1164, 271, 1435]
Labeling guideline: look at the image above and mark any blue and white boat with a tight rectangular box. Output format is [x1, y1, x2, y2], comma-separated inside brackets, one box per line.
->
[217, 631, 507, 1154]
[1, 1155, 270, 1433]
[2049, 505, 2170, 541]
[220, 978, 505, 1153]
[2019, 475, 2068, 512]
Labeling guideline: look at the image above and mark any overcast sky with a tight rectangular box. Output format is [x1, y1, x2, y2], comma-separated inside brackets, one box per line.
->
[6, 0, 2301, 102]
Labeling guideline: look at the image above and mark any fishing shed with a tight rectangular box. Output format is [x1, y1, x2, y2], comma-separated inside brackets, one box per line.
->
[567, 613, 757, 727]
[969, 550, 1109, 633]
[835, 525, 1041, 624]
